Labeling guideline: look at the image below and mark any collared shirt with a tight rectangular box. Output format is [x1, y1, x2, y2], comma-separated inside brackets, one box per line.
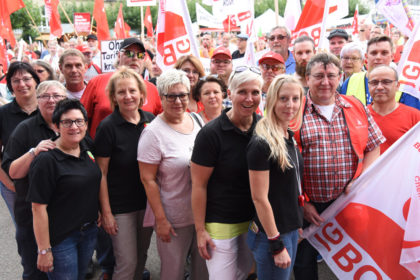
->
[285, 50, 296, 74]
[300, 93, 384, 203]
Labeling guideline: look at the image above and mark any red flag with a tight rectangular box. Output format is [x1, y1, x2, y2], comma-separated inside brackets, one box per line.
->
[114, 4, 126, 39]
[352, 4, 359, 35]
[5, 0, 25, 14]
[0, 0, 25, 47]
[144, 6, 153, 37]
[46, 0, 63, 37]
[93, 0, 110, 42]
[124, 22, 131, 37]
[222, 15, 238, 32]
[0, 36, 8, 73]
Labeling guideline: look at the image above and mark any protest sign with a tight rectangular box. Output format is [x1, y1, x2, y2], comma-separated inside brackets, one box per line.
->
[74, 13, 91, 34]
[100, 39, 123, 73]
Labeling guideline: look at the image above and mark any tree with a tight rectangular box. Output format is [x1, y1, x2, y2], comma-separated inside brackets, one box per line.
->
[10, 0, 42, 42]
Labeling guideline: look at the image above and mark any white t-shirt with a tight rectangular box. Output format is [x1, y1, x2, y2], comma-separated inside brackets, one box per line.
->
[314, 103, 335, 121]
[137, 114, 201, 228]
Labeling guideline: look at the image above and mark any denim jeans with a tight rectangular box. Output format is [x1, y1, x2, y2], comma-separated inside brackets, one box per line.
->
[47, 223, 98, 280]
[0, 181, 16, 226]
[96, 226, 115, 274]
[16, 223, 48, 280]
[247, 229, 299, 280]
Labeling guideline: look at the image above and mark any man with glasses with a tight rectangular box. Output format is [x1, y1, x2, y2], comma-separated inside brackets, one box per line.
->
[367, 65, 420, 154]
[267, 26, 295, 74]
[327, 29, 348, 58]
[210, 46, 232, 86]
[293, 36, 316, 90]
[341, 35, 419, 109]
[259, 51, 285, 111]
[293, 53, 385, 280]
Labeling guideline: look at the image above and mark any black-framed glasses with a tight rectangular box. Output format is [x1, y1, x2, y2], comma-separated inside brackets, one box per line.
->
[261, 64, 285, 72]
[37, 95, 66, 101]
[268, 34, 287, 41]
[60, 119, 86, 128]
[122, 50, 145, 59]
[11, 77, 33, 85]
[163, 92, 189, 103]
[367, 79, 396, 87]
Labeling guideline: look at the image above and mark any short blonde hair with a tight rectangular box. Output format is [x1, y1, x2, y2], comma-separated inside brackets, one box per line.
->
[36, 80, 67, 97]
[106, 66, 147, 111]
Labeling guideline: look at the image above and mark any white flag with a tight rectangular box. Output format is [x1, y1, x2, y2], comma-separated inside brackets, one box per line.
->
[284, 0, 301, 31]
[376, 0, 415, 37]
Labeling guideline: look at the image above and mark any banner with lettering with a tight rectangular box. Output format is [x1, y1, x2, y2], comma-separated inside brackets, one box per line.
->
[376, 0, 415, 37]
[74, 13, 91, 34]
[303, 122, 420, 279]
[397, 20, 420, 100]
[156, 0, 199, 70]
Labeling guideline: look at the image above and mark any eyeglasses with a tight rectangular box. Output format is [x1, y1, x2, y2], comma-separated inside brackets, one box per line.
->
[341, 56, 361, 62]
[60, 119, 86, 128]
[163, 92, 189, 103]
[211, 59, 231, 65]
[37, 94, 66, 101]
[182, 68, 200, 76]
[367, 79, 396, 87]
[233, 66, 261, 78]
[311, 73, 339, 80]
[11, 77, 33, 85]
[35, 69, 45, 74]
[268, 34, 287, 41]
[359, 29, 365, 32]
[123, 50, 145, 59]
[261, 64, 285, 72]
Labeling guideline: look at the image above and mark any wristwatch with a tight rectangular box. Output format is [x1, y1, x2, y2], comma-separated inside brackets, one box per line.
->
[37, 247, 52, 255]
[29, 148, 36, 157]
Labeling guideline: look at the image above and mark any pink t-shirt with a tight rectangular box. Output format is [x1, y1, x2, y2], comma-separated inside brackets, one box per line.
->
[137, 115, 201, 228]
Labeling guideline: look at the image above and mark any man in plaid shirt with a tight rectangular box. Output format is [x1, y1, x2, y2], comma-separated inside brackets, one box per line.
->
[293, 53, 385, 280]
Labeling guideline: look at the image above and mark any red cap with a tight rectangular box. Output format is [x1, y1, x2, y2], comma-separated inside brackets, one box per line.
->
[76, 45, 92, 53]
[258, 51, 284, 65]
[211, 46, 232, 59]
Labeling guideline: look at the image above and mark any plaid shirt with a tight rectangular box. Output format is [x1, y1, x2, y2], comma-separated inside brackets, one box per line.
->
[301, 93, 385, 203]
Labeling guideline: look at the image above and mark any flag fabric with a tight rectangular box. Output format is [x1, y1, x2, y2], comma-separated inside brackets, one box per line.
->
[93, 0, 111, 42]
[156, 0, 199, 70]
[0, 0, 25, 47]
[5, 0, 25, 14]
[0, 35, 8, 72]
[144, 6, 153, 37]
[196, 3, 223, 29]
[303, 122, 420, 279]
[222, 15, 239, 33]
[45, 0, 63, 37]
[243, 0, 256, 66]
[114, 4, 126, 39]
[124, 22, 131, 37]
[352, 4, 359, 35]
[376, 0, 415, 37]
[284, 0, 301, 32]
[397, 20, 420, 100]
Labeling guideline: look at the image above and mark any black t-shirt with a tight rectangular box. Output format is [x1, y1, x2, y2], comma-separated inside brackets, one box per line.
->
[94, 108, 155, 214]
[2, 112, 56, 226]
[0, 99, 38, 153]
[191, 108, 260, 224]
[28, 146, 101, 246]
[247, 131, 303, 234]
[232, 50, 245, 59]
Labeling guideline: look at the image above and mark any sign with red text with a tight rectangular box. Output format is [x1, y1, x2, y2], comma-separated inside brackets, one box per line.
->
[73, 13, 91, 34]
[127, 0, 156, 7]
[156, 0, 199, 70]
[398, 21, 420, 100]
[303, 122, 420, 279]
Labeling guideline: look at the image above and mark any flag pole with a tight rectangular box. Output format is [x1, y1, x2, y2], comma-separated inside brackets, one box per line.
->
[274, 0, 279, 26]
[59, 2, 78, 36]
[24, 6, 45, 45]
[141, 6, 144, 41]
[90, 14, 94, 34]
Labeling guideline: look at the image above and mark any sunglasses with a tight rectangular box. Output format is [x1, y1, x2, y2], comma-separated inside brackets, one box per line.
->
[123, 50, 145, 59]
[261, 64, 285, 72]
[268, 35, 287, 41]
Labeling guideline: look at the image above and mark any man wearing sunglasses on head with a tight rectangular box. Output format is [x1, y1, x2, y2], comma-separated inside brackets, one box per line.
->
[267, 26, 295, 74]
[81, 37, 162, 139]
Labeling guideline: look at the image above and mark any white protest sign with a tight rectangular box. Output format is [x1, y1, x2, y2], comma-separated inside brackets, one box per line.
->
[100, 40, 124, 73]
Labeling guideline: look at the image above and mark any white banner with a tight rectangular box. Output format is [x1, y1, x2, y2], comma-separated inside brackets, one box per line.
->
[100, 40, 124, 72]
[195, 3, 223, 28]
[397, 20, 420, 100]
[156, 0, 199, 70]
[303, 123, 420, 279]
[376, 0, 415, 37]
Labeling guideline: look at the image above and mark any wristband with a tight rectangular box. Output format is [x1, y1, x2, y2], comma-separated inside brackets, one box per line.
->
[268, 235, 285, 256]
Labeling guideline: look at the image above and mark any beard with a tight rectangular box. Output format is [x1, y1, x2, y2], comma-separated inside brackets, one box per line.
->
[295, 62, 307, 77]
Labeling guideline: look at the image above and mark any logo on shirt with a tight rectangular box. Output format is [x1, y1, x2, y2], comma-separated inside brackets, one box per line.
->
[87, 151, 95, 163]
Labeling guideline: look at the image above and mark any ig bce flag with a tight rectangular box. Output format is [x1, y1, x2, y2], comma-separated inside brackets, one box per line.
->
[156, 0, 199, 70]
[303, 123, 420, 279]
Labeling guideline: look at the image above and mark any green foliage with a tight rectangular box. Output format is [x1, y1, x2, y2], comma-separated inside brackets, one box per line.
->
[10, 0, 42, 42]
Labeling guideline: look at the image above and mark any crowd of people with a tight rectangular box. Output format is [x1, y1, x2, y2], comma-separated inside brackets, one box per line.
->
[0, 18, 419, 280]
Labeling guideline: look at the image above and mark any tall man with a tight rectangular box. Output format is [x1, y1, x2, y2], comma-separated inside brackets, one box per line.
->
[293, 36, 316, 90]
[341, 35, 420, 109]
[367, 65, 420, 153]
[59, 49, 88, 100]
[293, 53, 385, 280]
[268, 26, 295, 74]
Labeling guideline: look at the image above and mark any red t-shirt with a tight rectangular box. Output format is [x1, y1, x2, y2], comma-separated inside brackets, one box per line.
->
[81, 72, 163, 139]
[368, 103, 420, 153]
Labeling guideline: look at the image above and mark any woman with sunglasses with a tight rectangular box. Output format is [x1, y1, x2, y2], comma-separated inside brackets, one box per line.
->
[138, 69, 208, 280]
[32, 60, 57, 82]
[192, 76, 226, 124]
[174, 55, 206, 113]
[246, 75, 304, 280]
[191, 66, 263, 279]
[27, 99, 99, 279]
[2, 81, 67, 280]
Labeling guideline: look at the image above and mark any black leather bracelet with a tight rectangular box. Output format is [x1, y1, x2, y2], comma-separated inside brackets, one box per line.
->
[268, 236, 285, 256]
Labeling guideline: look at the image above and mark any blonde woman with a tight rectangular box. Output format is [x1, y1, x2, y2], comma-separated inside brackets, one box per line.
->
[246, 75, 304, 280]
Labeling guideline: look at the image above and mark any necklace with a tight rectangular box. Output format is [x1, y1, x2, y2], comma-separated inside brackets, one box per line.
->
[289, 138, 304, 206]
